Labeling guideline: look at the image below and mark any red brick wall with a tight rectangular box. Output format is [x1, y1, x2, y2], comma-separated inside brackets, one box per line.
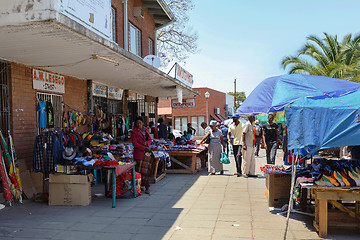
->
[9, 63, 88, 169]
[112, 0, 156, 57]
[158, 87, 227, 126]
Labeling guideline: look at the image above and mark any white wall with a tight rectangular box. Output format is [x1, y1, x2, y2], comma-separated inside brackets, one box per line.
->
[0, 0, 59, 25]
[226, 94, 235, 117]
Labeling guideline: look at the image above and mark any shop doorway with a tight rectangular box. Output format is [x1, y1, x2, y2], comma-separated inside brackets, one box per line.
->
[128, 101, 138, 126]
[0, 61, 10, 136]
[36, 92, 63, 130]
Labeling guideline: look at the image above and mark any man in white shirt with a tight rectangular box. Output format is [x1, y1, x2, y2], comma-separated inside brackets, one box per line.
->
[242, 114, 256, 178]
[227, 114, 243, 176]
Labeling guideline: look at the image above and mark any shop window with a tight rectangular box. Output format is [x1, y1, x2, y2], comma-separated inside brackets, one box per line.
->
[36, 92, 63, 130]
[149, 38, 154, 55]
[111, 7, 117, 42]
[129, 23, 141, 57]
[174, 117, 187, 132]
[191, 116, 205, 136]
[147, 101, 156, 123]
[0, 61, 10, 137]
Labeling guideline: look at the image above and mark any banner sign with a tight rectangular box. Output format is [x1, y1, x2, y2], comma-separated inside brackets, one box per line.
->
[92, 83, 107, 98]
[33, 69, 65, 93]
[172, 98, 196, 108]
[108, 87, 123, 100]
[175, 63, 194, 86]
[60, 0, 112, 40]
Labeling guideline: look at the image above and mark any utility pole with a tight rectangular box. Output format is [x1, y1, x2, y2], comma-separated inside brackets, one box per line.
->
[234, 79, 236, 112]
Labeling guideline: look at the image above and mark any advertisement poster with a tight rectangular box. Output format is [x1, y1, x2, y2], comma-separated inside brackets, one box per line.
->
[60, 0, 112, 40]
[92, 83, 107, 97]
[172, 98, 196, 108]
[108, 87, 123, 100]
[33, 69, 65, 94]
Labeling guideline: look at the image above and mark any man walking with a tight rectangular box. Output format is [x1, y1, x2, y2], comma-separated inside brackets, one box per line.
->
[242, 114, 256, 178]
[262, 114, 278, 164]
[227, 113, 243, 177]
[254, 120, 262, 156]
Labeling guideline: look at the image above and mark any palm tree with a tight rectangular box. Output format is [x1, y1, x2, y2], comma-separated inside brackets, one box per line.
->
[281, 33, 360, 82]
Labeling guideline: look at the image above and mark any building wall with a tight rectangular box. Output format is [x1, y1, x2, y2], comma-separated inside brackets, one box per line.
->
[158, 88, 227, 133]
[9, 62, 88, 169]
[112, 0, 156, 57]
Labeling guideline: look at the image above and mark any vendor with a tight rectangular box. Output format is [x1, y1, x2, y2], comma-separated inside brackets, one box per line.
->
[182, 130, 191, 141]
[131, 117, 153, 194]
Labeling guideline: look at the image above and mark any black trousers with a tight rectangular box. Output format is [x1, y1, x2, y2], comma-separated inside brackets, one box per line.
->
[232, 145, 242, 174]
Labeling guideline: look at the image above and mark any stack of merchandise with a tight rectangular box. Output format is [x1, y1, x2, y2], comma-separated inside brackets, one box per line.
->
[167, 144, 207, 153]
[260, 165, 287, 173]
[152, 151, 171, 168]
[150, 139, 174, 151]
[312, 159, 360, 187]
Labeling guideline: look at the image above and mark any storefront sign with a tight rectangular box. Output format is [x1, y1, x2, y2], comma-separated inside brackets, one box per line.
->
[60, 0, 112, 40]
[172, 98, 196, 108]
[175, 63, 194, 86]
[92, 83, 107, 98]
[108, 87, 123, 100]
[33, 69, 65, 93]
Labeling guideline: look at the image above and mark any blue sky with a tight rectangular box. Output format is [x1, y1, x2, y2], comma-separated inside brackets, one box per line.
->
[181, 0, 360, 96]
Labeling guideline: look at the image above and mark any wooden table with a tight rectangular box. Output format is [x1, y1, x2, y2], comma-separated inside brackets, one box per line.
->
[166, 151, 203, 174]
[302, 185, 360, 237]
[152, 156, 166, 183]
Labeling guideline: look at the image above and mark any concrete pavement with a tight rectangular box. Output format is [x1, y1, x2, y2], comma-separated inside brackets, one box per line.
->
[1, 149, 359, 239]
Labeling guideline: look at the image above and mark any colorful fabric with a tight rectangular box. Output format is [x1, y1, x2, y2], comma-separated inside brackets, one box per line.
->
[46, 101, 54, 128]
[135, 151, 154, 182]
[37, 101, 47, 128]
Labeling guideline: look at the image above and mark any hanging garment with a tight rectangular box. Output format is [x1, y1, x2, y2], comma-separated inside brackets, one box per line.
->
[46, 101, 54, 128]
[37, 101, 47, 129]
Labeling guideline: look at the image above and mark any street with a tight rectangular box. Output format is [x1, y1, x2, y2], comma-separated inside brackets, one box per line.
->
[0, 149, 359, 240]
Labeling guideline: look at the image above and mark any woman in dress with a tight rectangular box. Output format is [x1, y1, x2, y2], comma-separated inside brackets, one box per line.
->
[201, 120, 225, 175]
[131, 117, 153, 194]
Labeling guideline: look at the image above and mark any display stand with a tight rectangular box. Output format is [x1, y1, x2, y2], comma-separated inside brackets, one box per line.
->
[166, 151, 202, 174]
[152, 157, 166, 183]
[299, 185, 360, 237]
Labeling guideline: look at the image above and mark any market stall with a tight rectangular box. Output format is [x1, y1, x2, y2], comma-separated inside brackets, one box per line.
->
[237, 74, 360, 238]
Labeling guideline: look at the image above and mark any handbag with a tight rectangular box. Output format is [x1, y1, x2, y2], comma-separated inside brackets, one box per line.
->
[220, 152, 230, 164]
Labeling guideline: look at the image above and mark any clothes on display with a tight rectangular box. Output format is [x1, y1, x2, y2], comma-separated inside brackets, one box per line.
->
[37, 101, 47, 129]
[46, 101, 54, 128]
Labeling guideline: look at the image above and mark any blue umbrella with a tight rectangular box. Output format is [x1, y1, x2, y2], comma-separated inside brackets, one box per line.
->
[237, 74, 360, 114]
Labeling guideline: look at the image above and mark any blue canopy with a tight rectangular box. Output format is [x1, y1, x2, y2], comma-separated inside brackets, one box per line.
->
[285, 91, 360, 150]
[237, 74, 360, 114]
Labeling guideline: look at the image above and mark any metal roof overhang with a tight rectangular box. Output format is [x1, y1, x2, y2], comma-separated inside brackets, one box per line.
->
[0, 16, 198, 99]
[142, 0, 175, 28]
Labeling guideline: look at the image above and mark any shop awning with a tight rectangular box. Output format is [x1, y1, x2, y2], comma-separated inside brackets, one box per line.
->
[0, 16, 198, 99]
[211, 114, 222, 122]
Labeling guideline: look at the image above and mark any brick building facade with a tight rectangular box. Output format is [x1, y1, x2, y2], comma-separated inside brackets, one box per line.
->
[158, 88, 227, 136]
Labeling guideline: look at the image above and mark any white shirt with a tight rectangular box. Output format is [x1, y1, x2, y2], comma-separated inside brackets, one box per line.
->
[243, 121, 254, 147]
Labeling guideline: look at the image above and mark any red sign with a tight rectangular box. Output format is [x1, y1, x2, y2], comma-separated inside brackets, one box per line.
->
[175, 64, 193, 86]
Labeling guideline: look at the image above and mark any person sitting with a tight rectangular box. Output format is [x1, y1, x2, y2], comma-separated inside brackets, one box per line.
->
[182, 130, 191, 140]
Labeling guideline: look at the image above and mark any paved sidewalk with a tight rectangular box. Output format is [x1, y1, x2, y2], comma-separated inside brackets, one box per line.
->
[1, 149, 360, 239]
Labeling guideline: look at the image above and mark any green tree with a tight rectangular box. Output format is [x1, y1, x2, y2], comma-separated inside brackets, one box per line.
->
[281, 33, 360, 82]
[228, 91, 246, 109]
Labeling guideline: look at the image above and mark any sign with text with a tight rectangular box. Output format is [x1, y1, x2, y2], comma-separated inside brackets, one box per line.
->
[92, 83, 107, 98]
[172, 98, 196, 108]
[175, 63, 194, 86]
[108, 87, 123, 100]
[60, 0, 112, 40]
[33, 69, 65, 93]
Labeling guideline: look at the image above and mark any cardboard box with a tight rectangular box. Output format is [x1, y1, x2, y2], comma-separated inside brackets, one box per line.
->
[265, 173, 291, 207]
[49, 174, 91, 206]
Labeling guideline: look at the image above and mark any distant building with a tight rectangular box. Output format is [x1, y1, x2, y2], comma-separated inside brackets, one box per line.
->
[226, 94, 235, 117]
[158, 87, 227, 136]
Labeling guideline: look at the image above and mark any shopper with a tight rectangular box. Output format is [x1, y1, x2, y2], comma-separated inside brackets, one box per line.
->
[254, 120, 262, 156]
[167, 122, 175, 140]
[201, 122, 211, 135]
[187, 123, 196, 136]
[148, 121, 158, 139]
[227, 113, 243, 176]
[220, 124, 229, 155]
[262, 114, 279, 164]
[242, 114, 257, 178]
[201, 120, 225, 175]
[157, 118, 168, 139]
[131, 117, 153, 194]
